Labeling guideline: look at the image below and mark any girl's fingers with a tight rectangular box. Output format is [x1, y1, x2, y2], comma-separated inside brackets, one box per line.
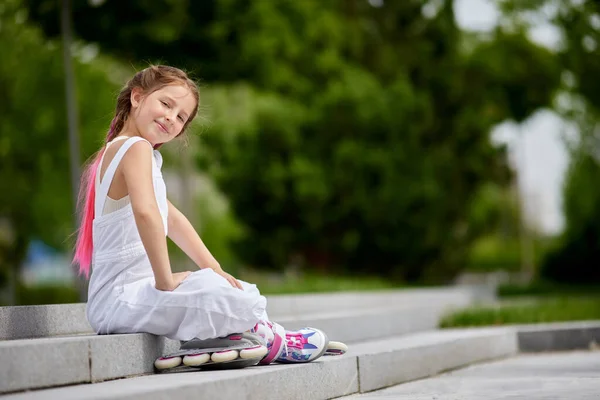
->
[233, 278, 243, 290]
[228, 276, 242, 290]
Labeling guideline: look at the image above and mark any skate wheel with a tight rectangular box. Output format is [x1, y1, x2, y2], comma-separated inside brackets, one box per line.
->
[326, 341, 348, 356]
[240, 345, 268, 360]
[183, 353, 210, 367]
[154, 356, 182, 370]
[211, 349, 239, 363]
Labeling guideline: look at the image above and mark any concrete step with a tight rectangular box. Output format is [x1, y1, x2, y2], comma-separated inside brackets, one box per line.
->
[341, 350, 600, 399]
[0, 286, 490, 340]
[1, 328, 518, 400]
[0, 300, 468, 394]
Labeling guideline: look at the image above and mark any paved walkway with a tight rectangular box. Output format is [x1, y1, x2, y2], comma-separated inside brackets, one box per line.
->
[346, 351, 600, 399]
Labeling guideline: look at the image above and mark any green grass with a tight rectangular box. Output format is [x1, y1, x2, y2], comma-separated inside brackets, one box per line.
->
[237, 270, 402, 295]
[498, 281, 600, 298]
[439, 296, 600, 328]
[0, 284, 81, 306]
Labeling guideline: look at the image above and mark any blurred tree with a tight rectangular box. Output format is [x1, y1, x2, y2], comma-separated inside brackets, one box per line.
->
[196, 1, 560, 282]
[499, 0, 600, 109]
[0, 0, 118, 301]
[499, 0, 600, 282]
[542, 128, 600, 283]
[23, 0, 561, 282]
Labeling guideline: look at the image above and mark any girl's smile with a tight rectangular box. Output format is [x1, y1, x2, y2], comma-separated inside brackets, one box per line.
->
[155, 120, 169, 134]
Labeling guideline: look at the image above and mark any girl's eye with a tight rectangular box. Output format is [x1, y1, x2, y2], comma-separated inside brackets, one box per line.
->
[161, 101, 170, 108]
[178, 115, 185, 122]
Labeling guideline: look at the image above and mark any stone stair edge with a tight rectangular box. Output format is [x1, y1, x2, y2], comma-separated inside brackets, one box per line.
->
[0, 327, 518, 399]
[3, 321, 598, 398]
[0, 301, 465, 394]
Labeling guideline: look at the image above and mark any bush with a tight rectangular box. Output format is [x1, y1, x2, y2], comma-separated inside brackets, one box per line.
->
[540, 151, 600, 284]
[498, 281, 600, 297]
[16, 284, 80, 305]
[439, 297, 600, 328]
[466, 236, 522, 272]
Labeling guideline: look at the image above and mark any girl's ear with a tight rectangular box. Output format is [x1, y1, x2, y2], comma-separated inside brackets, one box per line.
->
[130, 87, 144, 109]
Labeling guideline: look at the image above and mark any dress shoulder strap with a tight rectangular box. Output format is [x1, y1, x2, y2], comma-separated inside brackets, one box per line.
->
[94, 136, 152, 217]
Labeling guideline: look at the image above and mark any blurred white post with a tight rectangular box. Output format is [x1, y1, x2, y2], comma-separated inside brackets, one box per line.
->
[515, 125, 535, 282]
[61, 0, 87, 301]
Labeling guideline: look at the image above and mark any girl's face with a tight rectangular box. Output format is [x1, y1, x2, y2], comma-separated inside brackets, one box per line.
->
[130, 84, 196, 145]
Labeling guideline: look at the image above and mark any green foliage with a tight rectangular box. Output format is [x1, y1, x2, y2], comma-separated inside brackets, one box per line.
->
[541, 148, 600, 283]
[498, 0, 600, 284]
[16, 0, 563, 284]
[197, 6, 559, 282]
[13, 283, 80, 306]
[237, 269, 401, 295]
[555, 1, 600, 111]
[467, 235, 555, 273]
[466, 235, 522, 272]
[439, 297, 600, 328]
[0, 0, 119, 278]
[467, 31, 561, 122]
[498, 281, 600, 297]
[194, 179, 247, 274]
[500, 0, 600, 111]
[464, 182, 527, 272]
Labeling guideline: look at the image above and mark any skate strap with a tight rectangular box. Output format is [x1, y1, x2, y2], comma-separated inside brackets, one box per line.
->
[95, 136, 153, 217]
[262, 333, 285, 364]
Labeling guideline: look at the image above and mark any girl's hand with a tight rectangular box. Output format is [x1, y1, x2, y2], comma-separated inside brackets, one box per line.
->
[214, 268, 243, 290]
[172, 271, 192, 289]
[155, 271, 192, 291]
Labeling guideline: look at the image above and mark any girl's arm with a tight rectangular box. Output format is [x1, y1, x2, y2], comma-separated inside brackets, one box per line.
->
[167, 200, 243, 289]
[122, 141, 183, 291]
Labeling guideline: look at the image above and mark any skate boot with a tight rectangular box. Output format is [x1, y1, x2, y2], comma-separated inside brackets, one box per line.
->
[154, 332, 268, 373]
[276, 327, 329, 363]
[249, 320, 286, 365]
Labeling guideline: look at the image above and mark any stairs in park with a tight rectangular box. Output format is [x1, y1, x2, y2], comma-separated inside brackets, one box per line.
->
[0, 286, 541, 399]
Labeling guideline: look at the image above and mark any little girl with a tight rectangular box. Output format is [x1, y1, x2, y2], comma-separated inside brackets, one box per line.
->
[73, 65, 328, 366]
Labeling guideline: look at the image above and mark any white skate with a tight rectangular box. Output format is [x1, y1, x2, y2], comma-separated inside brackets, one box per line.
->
[154, 332, 268, 372]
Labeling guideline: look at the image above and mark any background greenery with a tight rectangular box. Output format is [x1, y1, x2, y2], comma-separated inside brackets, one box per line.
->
[1, 0, 599, 304]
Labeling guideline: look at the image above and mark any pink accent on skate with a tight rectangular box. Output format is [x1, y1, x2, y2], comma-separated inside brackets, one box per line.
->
[229, 335, 242, 340]
[260, 331, 283, 364]
[286, 333, 310, 349]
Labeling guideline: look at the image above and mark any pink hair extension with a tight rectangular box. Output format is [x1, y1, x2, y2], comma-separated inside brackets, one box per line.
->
[72, 147, 105, 278]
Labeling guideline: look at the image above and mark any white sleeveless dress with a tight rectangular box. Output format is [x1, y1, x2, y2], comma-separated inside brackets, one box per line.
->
[86, 137, 268, 341]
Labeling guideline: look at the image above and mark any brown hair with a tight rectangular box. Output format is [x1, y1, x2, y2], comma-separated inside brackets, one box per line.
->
[107, 65, 200, 146]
